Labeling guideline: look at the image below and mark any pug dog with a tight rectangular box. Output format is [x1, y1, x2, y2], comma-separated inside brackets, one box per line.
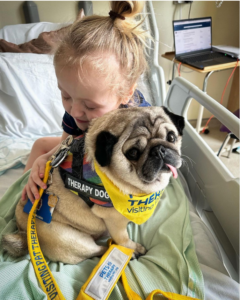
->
[2, 106, 184, 264]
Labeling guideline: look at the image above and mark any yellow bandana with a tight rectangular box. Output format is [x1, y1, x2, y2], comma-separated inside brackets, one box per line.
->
[94, 162, 164, 225]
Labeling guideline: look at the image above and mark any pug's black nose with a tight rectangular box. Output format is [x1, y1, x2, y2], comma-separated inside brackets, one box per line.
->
[150, 145, 166, 158]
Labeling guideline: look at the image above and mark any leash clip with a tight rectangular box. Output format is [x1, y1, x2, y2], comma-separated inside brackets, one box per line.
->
[50, 135, 74, 168]
[51, 148, 69, 168]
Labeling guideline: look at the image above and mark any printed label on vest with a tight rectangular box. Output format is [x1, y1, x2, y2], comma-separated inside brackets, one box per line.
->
[65, 173, 111, 202]
[85, 248, 128, 300]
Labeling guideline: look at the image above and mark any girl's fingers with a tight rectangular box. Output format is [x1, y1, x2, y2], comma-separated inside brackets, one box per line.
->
[26, 184, 35, 203]
[39, 164, 46, 178]
[23, 161, 48, 203]
[31, 171, 47, 190]
[28, 177, 41, 200]
[21, 186, 27, 200]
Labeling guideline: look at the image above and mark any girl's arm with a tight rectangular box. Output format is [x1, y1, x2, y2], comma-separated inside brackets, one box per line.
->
[22, 131, 71, 202]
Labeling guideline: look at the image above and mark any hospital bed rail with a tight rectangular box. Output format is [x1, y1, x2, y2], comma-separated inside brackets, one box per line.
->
[165, 76, 239, 281]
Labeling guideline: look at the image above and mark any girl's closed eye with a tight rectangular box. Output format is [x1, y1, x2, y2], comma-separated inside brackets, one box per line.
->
[62, 95, 71, 101]
[85, 105, 95, 111]
[84, 102, 99, 111]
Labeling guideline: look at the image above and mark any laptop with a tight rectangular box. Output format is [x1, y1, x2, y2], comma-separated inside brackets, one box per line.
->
[173, 17, 237, 70]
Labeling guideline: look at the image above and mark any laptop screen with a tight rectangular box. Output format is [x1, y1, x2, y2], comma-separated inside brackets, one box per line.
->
[173, 17, 212, 56]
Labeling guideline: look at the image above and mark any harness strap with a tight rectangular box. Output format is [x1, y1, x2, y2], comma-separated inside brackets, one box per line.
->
[63, 172, 111, 203]
[57, 135, 113, 208]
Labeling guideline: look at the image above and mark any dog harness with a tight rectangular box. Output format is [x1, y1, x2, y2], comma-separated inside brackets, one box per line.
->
[23, 135, 113, 224]
[58, 134, 114, 208]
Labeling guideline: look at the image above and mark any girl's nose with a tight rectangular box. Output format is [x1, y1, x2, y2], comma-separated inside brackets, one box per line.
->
[71, 102, 85, 118]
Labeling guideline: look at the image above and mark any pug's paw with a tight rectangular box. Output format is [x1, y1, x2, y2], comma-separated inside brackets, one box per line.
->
[134, 242, 147, 256]
[131, 244, 146, 260]
[118, 240, 146, 258]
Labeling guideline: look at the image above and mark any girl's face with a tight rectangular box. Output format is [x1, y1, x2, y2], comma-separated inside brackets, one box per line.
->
[55, 59, 127, 132]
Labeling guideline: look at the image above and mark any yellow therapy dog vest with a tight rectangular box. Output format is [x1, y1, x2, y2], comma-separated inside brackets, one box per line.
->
[94, 162, 164, 225]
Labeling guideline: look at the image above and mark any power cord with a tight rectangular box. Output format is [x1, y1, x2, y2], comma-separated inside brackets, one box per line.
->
[201, 59, 239, 134]
[178, 62, 182, 77]
[188, 2, 192, 19]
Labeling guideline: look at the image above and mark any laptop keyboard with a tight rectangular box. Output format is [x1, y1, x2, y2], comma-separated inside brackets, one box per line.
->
[183, 52, 223, 63]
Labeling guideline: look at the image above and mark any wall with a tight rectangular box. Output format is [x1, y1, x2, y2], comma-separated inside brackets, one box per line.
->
[0, 1, 239, 120]
[0, 1, 110, 27]
[36, 1, 110, 23]
[153, 1, 239, 119]
[0, 1, 25, 27]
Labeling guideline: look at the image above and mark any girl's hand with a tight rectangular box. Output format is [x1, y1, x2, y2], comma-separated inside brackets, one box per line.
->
[21, 156, 48, 203]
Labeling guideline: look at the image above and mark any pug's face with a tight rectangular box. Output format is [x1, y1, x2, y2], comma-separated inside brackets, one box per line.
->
[85, 106, 185, 195]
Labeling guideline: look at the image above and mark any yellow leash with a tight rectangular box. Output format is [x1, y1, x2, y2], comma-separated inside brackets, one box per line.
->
[27, 161, 66, 300]
[26, 159, 200, 300]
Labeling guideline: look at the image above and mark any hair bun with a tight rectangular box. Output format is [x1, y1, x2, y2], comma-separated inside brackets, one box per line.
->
[110, 1, 144, 18]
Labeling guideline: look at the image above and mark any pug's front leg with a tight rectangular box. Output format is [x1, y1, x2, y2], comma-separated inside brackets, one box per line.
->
[92, 206, 146, 257]
[105, 218, 146, 258]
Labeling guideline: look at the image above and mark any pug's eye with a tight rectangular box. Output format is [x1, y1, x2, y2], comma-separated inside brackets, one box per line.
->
[167, 131, 176, 143]
[125, 148, 140, 161]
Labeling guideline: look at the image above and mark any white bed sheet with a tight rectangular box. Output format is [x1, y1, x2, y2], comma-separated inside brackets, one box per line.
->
[0, 166, 25, 199]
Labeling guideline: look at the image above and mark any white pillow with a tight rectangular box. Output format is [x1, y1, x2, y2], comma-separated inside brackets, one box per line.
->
[0, 22, 70, 45]
[0, 52, 64, 174]
[0, 53, 64, 139]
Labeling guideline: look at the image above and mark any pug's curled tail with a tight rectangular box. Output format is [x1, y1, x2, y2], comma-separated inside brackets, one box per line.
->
[2, 231, 28, 257]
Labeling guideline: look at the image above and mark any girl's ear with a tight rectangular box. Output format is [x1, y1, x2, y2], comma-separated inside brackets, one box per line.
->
[121, 83, 137, 105]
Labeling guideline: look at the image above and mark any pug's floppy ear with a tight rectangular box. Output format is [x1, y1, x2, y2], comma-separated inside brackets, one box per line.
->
[95, 131, 119, 167]
[162, 107, 185, 136]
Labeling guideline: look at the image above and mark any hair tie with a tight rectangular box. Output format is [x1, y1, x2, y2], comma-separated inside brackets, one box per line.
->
[109, 10, 125, 21]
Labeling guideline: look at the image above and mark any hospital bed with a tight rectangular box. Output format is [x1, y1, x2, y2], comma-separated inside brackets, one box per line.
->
[0, 1, 239, 299]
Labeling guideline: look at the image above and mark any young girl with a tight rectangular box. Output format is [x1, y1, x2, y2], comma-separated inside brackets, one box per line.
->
[22, 0, 151, 203]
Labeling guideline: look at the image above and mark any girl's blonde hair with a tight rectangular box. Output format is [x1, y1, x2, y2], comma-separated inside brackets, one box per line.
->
[54, 1, 150, 101]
